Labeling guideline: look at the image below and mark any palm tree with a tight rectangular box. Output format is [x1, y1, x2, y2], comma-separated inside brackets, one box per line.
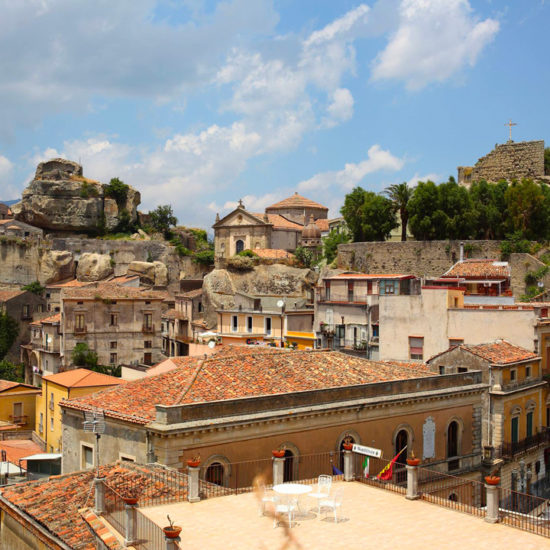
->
[385, 182, 413, 241]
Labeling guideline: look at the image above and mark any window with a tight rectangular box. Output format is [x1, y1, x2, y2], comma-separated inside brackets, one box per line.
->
[37, 304, 44, 313]
[235, 239, 244, 254]
[198, 302, 203, 313]
[325, 281, 331, 301]
[22, 304, 31, 318]
[265, 317, 272, 336]
[49, 392, 54, 410]
[75, 313, 85, 331]
[39, 413, 43, 434]
[439, 366, 446, 375]
[372, 325, 379, 338]
[110, 313, 117, 326]
[526, 366, 531, 379]
[143, 313, 153, 329]
[110, 341, 117, 349]
[447, 421, 460, 471]
[82, 444, 94, 470]
[511, 416, 519, 444]
[541, 308, 548, 318]
[231, 315, 238, 333]
[246, 316, 253, 333]
[510, 369, 517, 381]
[449, 338, 464, 348]
[409, 336, 424, 360]
[205, 462, 225, 486]
[144, 353, 152, 365]
[110, 353, 117, 365]
[458, 367, 468, 373]
[144, 340, 152, 349]
[527, 411, 534, 438]
[50, 417, 54, 431]
[380, 280, 396, 295]
[120, 454, 135, 462]
[348, 282, 354, 302]
[367, 281, 373, 294]
[145, 301, 151, 305]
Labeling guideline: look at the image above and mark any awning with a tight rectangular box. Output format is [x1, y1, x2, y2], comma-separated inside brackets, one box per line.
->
[20, 453, 62, 461]
[0, 461, 26, 475]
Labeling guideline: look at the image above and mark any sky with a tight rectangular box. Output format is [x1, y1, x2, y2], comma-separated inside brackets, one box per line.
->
[0, 0, 549, 228]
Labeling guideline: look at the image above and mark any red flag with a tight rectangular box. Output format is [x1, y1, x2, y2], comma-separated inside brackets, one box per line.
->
[376, 447, 407, 481]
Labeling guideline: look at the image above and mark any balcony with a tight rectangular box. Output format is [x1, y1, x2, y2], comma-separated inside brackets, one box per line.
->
[74, 326, 87, 334]
[142, 324, 155, 334]
[9, 415, 27, 426]
[317, 290, 368, 304]
[495, 427, 550, 459]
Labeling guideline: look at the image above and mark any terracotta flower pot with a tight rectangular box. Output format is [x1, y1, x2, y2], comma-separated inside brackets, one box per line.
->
[163, 526, 182, 539]
[406, 458, 420, 466]
[187, 460, 200, 468]
[343, 443, 353, 451]
[485, 476, 500, 486]
[272, 450, 285, 458]
[122, 496, 139, 505]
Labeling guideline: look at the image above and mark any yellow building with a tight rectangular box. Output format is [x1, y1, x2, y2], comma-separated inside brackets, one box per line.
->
[285, 309, 316, 350]
[35, 369, 123, 453]
[0, 380, 40, 432]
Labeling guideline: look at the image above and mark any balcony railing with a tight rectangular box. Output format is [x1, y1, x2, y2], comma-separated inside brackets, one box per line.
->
[495, 427, 550, 459]
[9, 415, 27, 426]
[142, 324, 155, 333]
[74, 326, 87, 334]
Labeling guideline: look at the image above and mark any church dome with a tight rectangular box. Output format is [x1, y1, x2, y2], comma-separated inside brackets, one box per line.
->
[302, 214, 321, 239]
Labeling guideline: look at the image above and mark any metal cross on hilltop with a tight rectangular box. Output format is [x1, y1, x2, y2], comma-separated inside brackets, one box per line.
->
[505, 119, 517, 142]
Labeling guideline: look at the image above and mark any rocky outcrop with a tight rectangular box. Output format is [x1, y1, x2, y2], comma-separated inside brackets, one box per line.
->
[39, 250, 75, 284]
[127, 260, 168, 286]
[12, 158, 140, 233]
[76, 253, 114, 282]
[202, 263, 317, 328]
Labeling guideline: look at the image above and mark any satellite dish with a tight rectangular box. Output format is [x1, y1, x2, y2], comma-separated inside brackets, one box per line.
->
[207, 339, 216, 349]
[277, 299, 285, 308]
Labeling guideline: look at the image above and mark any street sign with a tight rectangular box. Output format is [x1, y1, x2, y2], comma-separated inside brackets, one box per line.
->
[352, 444, 382, 458]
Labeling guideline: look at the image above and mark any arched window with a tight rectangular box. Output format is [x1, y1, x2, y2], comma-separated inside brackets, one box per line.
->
[283, 449, 294, 482]
[447, 421, 459, 471]
[205, 462, 225, 486]
[236, 239, 244, 254]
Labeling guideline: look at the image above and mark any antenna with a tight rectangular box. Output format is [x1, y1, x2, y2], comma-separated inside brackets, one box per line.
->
[83, 409, 106, 478]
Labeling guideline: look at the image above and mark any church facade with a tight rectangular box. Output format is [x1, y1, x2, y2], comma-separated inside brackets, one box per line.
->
[213, 193, 328, 263]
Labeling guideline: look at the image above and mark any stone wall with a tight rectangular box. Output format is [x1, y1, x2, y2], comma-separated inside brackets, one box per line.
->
[458, 140, 545, 186]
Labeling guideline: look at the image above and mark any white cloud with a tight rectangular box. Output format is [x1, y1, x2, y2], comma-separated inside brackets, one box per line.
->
[298, 145, 405, 192]
[323, 88, 354, 128]
[407, 172, 442, 186]
[0, 155, 14, 180]
[371, 0, 499, 90]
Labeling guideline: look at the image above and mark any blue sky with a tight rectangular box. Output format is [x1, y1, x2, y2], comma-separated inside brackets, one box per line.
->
[0, 0, 549, 227]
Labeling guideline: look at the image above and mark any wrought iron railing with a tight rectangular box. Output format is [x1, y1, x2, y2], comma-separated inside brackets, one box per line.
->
[495, 428, 550, 459]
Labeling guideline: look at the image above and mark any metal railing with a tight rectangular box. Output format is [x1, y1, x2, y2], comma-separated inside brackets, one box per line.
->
[103, 483, 125, 535]
[495, 428, 550, 459]
[499, 486, 550, 537]
[142, 324, 155, 333]
[135, 509, 167, 550]
[352, 453, 407, 494]
[8, 415, 27, 425]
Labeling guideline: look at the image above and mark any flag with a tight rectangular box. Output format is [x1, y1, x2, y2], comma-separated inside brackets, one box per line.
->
[332, 465, 343, 476]
[376, 446, 407, 481]
[362, 457, 370, 478]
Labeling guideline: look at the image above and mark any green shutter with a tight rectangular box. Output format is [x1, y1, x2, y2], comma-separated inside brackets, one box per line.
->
[511, 416, 519, 443]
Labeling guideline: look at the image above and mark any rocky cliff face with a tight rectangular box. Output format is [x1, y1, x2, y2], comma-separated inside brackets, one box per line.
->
[12, 158, 140, 233]
[202, 264, 317, 328]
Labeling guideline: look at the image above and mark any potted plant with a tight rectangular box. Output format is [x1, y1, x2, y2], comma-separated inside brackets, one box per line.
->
[485, 469, 500, 485]
[406, 450, 420, 467]
[342, 434, 353, 451]
[186, 454, 201, 468]
[163, 515, 182, 539]
[272, 446, 285, 458]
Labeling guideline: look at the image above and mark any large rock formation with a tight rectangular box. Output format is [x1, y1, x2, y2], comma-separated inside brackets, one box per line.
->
[202, 263, 317, 328]
[127, 260, 168, 286]
[12, 158, 140, 233]
[76, 253, 114, 282]
[39, 250, 75, 284]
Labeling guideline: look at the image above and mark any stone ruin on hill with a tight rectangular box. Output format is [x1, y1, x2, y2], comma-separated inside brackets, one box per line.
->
[11, 158, 140, 233]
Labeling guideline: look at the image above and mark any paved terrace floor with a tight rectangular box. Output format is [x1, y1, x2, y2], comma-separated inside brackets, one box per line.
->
[141, 481, 546, 550]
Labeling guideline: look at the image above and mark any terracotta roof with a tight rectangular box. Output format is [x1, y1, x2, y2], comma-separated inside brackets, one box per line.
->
[179, 288, 203, 299]
[253, 213, 303, 230]
[430, 340, 539, 365]
[162, 308, 187, 320]
[0, 439, 43, 469]
[443, 259, 510, 279]
[107, 274, 140, 284]
[325, 273, 414, 280]
[314, 218, 330, 232]
[266, 192, 328, 211]
[42, 368, 124, 389]
[62, 347, 433, 425]
[0, 380, 39, 393]
[0, 289, 25, 301]
[62, 283, 166, 300]
[0, 462, 188, 550]
[30, 313, 61, 326]
[47, 279, 94, 289]
[254, 249, 295, 259]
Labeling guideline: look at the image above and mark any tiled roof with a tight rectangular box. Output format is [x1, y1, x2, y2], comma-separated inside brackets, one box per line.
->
[266, 192, 328, 211]
[43, 368, 124, 389]
[314, 218, 330, 232]
[253, 213, 303, 230]
[0, 463, 188, 550]
[62, 283, 166, 300]
[30, 312, 61, 326]
[0, 380, 38, 393]
[0, 289, 25, 301]
[254, 248, 295, 259]
[47, 279, 94, 289]
[443, 259, 510, 279]
[0, 439, 43, 469]
[325, 273, 413, 280]
[179, 288, 203, 299]
[62, 347, 433, 425]
[460, 341, 537, 365]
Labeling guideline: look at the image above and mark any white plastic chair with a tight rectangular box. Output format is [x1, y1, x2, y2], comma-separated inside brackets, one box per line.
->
[320, 488, 344, 522]
[259, 487, 276, 516]
[309, 475, 332, 515]
[273, 496, 298, 528]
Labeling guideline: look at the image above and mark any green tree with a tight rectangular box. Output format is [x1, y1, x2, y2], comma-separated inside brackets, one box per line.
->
[0, 360, 24, 382]
[437, 179, 474, 239]
[385, 182, 413, 241]
[294, 246, 316, 268]
[323, 228, 350, 264]
[149, 205, 178, 238]
[21, 281, 45, 295]
[193, 248, 215, 265]
[470, 180, 508, 240]
[340, 187, 397, 242]
[545, 147, 550, 176]
[504, 179, 548, 240]
[0, 312, 19, 360]
[407, 181, 444, 240]
[104, 177, 129, 206]
[71, 342, 99, 368]
[115, 208, 136, 233]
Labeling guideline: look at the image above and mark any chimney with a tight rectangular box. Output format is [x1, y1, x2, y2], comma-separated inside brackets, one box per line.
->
[459, 242, 464, 262]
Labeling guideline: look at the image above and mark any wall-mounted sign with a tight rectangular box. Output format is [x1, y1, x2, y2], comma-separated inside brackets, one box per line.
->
[351, 444, 382, 458]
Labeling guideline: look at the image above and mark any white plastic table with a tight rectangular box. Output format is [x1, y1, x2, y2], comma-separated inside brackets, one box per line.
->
[273, 483, 312, 496]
